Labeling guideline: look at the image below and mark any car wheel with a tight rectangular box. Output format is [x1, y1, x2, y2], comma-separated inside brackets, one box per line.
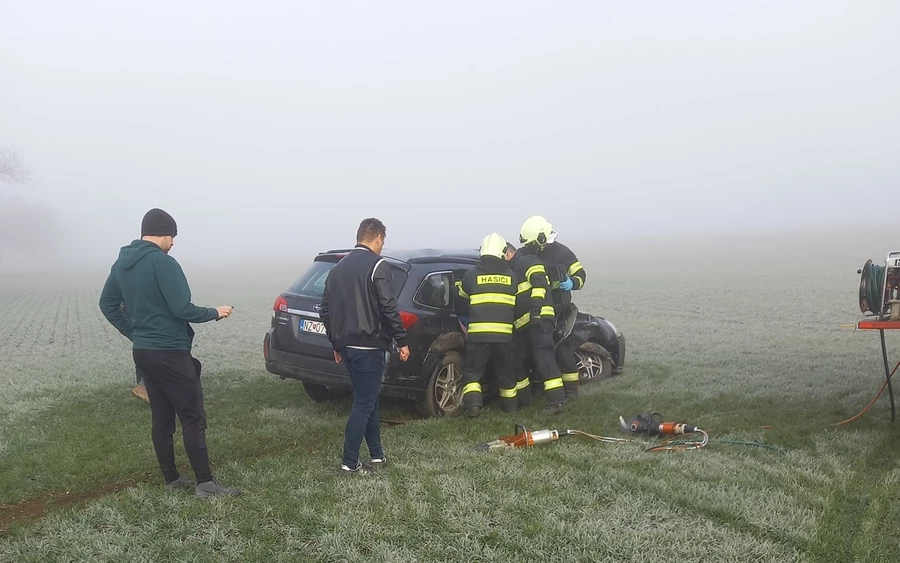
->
[575, 342, 613, 382]
[417, 350, 464, 418]
[302, 381, 349, 403]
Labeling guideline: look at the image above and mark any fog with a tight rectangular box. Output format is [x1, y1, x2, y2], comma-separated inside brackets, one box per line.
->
[1, 1, 898, 270]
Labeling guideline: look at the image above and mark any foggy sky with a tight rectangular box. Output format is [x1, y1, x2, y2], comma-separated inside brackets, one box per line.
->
[1, 1, 898, 265]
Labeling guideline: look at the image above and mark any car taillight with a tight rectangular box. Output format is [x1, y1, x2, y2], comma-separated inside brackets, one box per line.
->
[274, 295, 288, 313]
[263, 335, 270, 361]
[400, 310, 418, 329]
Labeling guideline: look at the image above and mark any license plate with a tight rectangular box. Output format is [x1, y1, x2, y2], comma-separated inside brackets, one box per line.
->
[300, 319, 327, 336]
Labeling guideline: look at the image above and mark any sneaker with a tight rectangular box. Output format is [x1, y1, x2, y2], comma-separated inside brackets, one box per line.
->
[164, 475, 194, 491]
[371, 456, 388, 468]
[195, 478, 242, 497]
[131, 384, 149, 404]
[341, 462, 374, 474]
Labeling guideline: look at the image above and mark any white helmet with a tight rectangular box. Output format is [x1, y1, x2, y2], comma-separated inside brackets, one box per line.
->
[519, 215, 555, 247]
[479, 233, 507, 259]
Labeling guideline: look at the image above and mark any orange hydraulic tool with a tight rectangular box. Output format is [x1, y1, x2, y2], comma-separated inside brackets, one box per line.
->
[619, 412, 698, 436]
[619, 411, 709, 452]
[474, 424, 571, 451]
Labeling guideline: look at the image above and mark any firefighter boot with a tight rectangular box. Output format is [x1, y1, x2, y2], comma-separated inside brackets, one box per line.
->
[499, 391, 518, 413]
[515, 377, 532, 408]
[562, 373, 579, 401]
[463, 382, 483, 418]
[542, 377, 566, 413]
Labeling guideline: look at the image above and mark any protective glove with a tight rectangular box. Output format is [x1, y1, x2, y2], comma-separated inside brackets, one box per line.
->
[559, 276, 574, 291]
[458, 316, 469, 327]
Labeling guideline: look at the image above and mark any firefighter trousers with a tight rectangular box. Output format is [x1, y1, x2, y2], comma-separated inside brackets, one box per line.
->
[527, 319, 567, 406]
[462, 341, 516, 413]
[516, 319, 565, 406]
[512, 331, 533, 407]
[555, 334, 580, 400]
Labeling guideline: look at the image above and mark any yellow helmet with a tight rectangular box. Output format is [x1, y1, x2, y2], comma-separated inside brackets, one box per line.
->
[479, 233, 507, 259]
[519, 215, 553, 246]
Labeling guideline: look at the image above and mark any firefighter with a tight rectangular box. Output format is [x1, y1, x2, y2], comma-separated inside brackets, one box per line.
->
[456, 233, 518, 416]
[505, 242, 566, 413]
[519, 215, 586, 401]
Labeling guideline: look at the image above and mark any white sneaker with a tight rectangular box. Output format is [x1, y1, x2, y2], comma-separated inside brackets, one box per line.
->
[341, 462, 373, 474]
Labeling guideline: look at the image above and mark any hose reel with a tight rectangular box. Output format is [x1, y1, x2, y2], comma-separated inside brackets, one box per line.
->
[859, 252, 900, 320]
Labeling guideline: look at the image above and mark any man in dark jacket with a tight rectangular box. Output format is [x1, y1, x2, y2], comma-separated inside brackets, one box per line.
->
[320, 218, 410, 474]
[99, 208, 240, 497]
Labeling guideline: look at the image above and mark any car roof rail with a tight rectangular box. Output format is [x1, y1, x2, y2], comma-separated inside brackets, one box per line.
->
[407, 256, 480, 265]
[316, 247, 480, 265]
[315, 248, 410, 269]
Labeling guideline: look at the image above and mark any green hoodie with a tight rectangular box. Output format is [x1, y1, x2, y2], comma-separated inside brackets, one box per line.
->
[99, 239, 219, 350]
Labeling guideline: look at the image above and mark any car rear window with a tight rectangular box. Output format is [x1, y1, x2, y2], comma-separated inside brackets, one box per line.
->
[289, 260, 335, 297]
[289, 258, 408, 298]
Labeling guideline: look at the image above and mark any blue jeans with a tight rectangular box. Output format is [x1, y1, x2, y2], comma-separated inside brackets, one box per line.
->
[340, 348, 387, 468]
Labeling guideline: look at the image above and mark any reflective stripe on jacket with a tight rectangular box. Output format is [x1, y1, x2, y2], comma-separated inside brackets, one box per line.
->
[509, 251, 554, 330]
[457, 256, 518, 343]
[523, 241, 585, 312]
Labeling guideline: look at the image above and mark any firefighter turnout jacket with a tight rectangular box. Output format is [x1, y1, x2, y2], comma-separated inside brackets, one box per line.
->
[523, 241, 586, 312]
[508, 251, 555, 331]
[456, 256, 517, 343]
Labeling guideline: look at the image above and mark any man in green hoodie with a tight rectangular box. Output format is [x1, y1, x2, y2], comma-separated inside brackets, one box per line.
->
[99, 208, 240, 498]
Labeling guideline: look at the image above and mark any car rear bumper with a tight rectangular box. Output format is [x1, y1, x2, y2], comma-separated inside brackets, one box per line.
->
[263, 331, 426, 402]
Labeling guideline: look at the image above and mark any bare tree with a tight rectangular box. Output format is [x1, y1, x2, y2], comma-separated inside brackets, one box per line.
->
[0, 195, 62, 267]
[0, 145, 34, 185]
[0, 145, 45, 268]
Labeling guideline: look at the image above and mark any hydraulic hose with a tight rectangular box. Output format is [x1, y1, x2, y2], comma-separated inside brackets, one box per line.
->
[861, 261, 885, 314]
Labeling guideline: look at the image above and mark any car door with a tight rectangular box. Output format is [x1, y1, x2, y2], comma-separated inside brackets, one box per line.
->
[413, 269, 456, 342]
[388, 269, 455, 386]
[451, 267, 473, 333]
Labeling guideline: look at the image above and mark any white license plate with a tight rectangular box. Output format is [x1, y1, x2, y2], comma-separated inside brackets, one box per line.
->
[300, 319, 327, 335]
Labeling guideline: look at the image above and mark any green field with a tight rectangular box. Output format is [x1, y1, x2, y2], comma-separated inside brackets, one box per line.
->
[1, 233, 899, 562]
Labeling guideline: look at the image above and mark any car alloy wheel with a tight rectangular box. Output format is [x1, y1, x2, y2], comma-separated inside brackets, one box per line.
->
[575, 347, 610, 381]
[434, 362, 462, 412]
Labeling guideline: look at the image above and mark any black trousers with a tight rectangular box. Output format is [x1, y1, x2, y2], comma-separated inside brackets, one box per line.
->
[132, 349, 212, 484]
[512, 331, 533, 407]
[523, 319, 567, 405]
[462, 341, 516, 411]
[556, 334, 580, 399]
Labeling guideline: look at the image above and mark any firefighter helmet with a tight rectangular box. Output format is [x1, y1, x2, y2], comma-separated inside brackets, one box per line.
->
[519, 216, 553, 246]
[480, 233, 507, 259]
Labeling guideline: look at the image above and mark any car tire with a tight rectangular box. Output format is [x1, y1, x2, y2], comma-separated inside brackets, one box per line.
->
[416, 350, 464, 418]
[302, 381, 349, 403]
[575, 342, 613, 383]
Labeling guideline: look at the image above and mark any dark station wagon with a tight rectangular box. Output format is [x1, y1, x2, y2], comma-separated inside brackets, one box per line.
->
[263, 248, 625, 417]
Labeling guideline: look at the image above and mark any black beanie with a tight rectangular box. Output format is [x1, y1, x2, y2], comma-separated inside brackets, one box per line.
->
[141, 208, 178, 237]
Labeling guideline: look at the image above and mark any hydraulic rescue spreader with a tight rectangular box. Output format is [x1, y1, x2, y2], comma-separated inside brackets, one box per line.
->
[474, 413, 709, 453]
[473, 424, 573, 451]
